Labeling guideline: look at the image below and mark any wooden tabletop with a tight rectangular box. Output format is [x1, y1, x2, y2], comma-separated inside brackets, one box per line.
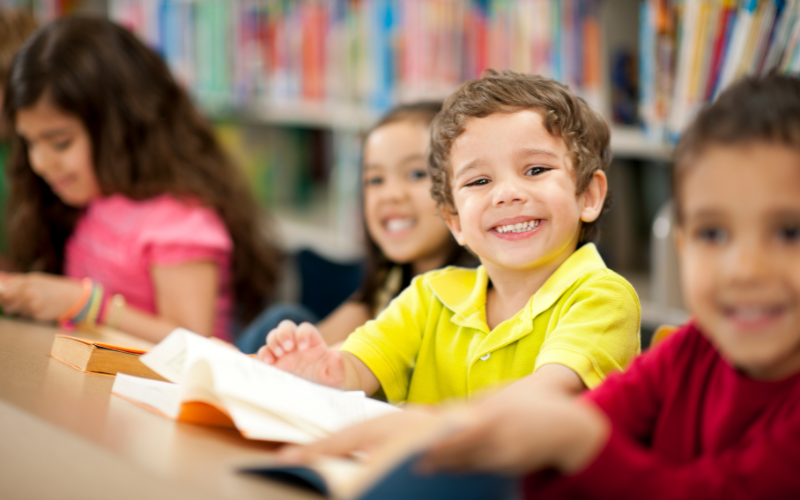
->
[0, 317, 319, 500]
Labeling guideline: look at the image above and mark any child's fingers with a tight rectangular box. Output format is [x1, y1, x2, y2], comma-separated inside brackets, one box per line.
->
[273, 321, 299, 353]
[265, 328, 286, 357]
[276, 444, 314, 465]
[257, 344, 277, 364]
[284, 421, 375, 461]
[266, 320, 299, 357]
[295, 322, 322, 351]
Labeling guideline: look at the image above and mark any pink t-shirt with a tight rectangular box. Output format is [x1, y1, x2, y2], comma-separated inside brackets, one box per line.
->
[65, 194, 234, 341]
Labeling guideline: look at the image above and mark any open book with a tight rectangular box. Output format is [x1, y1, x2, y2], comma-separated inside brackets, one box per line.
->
[51, 335, 165, 381]
[240, 416, 519, 500]
[111, 328, 399, 444]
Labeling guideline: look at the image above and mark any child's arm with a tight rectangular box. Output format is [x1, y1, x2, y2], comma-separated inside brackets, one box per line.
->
[0, 261, 219, 342]
[257, 320, 380, 393]
[316, 301, 372, 345]
[494, 363, 586, 400]
[276, 395, 609, 476]
[115, 261, 219, 341]
[0, 272, 84, 320]
[420, 394, 609, 475]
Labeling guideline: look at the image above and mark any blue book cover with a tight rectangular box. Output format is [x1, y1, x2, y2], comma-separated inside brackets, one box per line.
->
[242, 451, 519, 500]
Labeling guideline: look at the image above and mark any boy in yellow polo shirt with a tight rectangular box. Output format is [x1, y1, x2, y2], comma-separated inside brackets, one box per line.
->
[259, 70, 640, 404]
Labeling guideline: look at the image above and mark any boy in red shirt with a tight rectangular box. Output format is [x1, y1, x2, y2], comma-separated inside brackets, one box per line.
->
[285, 74, 800, 499]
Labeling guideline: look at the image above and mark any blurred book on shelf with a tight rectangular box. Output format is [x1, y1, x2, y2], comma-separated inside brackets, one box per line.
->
[109, 0, 605, 118]
[640, 0, 800, 143]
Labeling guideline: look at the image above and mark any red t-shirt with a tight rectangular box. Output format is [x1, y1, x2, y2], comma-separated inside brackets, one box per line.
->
[525, 322, 800, 499]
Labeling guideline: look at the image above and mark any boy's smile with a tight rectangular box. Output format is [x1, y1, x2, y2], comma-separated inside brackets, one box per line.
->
[678, 142, 800, 380]
[492, 216, 542, 239]
[444, 109, 605, 277]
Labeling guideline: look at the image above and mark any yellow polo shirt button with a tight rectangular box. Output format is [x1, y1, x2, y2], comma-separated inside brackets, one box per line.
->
[480, 353, 491, 361]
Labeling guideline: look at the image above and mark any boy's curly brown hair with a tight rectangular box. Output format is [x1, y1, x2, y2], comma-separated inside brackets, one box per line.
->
[428, 70, 612, 244]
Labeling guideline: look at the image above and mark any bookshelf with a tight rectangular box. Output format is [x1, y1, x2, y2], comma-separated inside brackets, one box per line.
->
[24, 0, 800, 333]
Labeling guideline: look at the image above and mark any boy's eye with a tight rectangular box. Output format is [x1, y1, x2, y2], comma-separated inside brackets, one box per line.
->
[465, 178, 490, 187]
[778, 225, 800, 242]
[408, 169, 427, 181]
[525, 166, 549, 176]
[52, 139, 73, 151]
[696, 227, 728, 243]
[364, 176, 383, 186]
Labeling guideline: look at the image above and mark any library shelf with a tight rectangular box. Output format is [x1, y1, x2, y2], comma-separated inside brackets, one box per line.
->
[271, 207, 363, 264]
[609, 126, 673, 162]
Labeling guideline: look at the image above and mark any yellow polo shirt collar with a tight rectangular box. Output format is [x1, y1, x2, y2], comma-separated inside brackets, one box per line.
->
[429, 243, 607, 333]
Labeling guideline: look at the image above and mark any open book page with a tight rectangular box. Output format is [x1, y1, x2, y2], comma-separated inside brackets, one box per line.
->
[141, 329, 400, 436]
[112, 371, 320, 443]
[182, 359, 323, 443]
[112, 373, 181, 419]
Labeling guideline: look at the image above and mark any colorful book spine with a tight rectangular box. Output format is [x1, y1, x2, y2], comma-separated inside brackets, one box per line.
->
[109, 0, 604, 116]
[641, 0, 800, 141]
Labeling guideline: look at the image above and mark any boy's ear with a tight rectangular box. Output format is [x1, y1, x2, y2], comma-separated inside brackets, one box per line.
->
[442, 209, 467, 246]
[579, 170, 608, 223]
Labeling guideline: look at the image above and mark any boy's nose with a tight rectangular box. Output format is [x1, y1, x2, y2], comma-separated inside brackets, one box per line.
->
[492, 178, 527, 206]
[726, 240, 771, 284]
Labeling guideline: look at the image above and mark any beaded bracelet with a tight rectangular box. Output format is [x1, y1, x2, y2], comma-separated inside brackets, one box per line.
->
[58, 278, 93, 329]
[83, 283, 105, 328]
[60, 280, 105, 331]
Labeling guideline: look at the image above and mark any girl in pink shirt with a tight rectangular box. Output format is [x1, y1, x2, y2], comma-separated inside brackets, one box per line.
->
[0, 17, 280, 343]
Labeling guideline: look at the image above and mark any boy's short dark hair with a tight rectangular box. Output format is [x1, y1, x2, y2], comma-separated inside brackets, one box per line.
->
[428, 70, 612, 244]
[674, 74, 800, 222]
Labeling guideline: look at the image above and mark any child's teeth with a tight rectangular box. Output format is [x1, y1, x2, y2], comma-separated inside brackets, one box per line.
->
[496, 220, 540, 233]
[386, 218, 414, 232]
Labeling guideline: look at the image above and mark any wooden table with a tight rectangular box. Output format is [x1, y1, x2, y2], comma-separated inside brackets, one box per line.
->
[0, 317, 318, 500]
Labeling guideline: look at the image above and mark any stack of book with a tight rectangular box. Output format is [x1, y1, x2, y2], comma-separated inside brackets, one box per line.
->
[640, 0, 800, 142]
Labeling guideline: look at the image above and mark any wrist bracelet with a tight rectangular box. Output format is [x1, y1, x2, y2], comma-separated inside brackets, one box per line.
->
[60, 280, 106, 331]
[59, 278, 93, 328]
[82, 283, 105, 328]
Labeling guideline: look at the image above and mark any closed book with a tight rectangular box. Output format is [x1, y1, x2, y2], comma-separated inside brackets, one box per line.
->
[50, 334, 166, 381]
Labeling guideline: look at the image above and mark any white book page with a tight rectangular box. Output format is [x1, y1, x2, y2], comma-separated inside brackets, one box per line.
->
[219, 394, 321, 444]
[142, 329, 400, 434]
[112, 373, 180, 419]
[181, 359, 320, 444]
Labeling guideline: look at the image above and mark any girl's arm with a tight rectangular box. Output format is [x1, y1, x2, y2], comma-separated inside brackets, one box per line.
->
[317, 301, 372, 345]
[114, 261, 219, 343]
[0, 261, 219, 343]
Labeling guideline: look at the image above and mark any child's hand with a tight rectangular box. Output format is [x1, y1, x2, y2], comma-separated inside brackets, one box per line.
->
[257, 320, 346, 389]
[418, 395, 610, 475]
[0, 273, 84, 322]
[279, 409, 441, 464]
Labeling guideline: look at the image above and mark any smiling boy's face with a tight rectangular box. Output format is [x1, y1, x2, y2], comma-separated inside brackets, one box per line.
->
[677, 142, 800, 380]
[444, 109, 605, 275]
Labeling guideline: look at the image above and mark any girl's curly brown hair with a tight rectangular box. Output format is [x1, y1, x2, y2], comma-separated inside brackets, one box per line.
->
[428, 70, 612, 244]
[2, 16, 281, 323]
